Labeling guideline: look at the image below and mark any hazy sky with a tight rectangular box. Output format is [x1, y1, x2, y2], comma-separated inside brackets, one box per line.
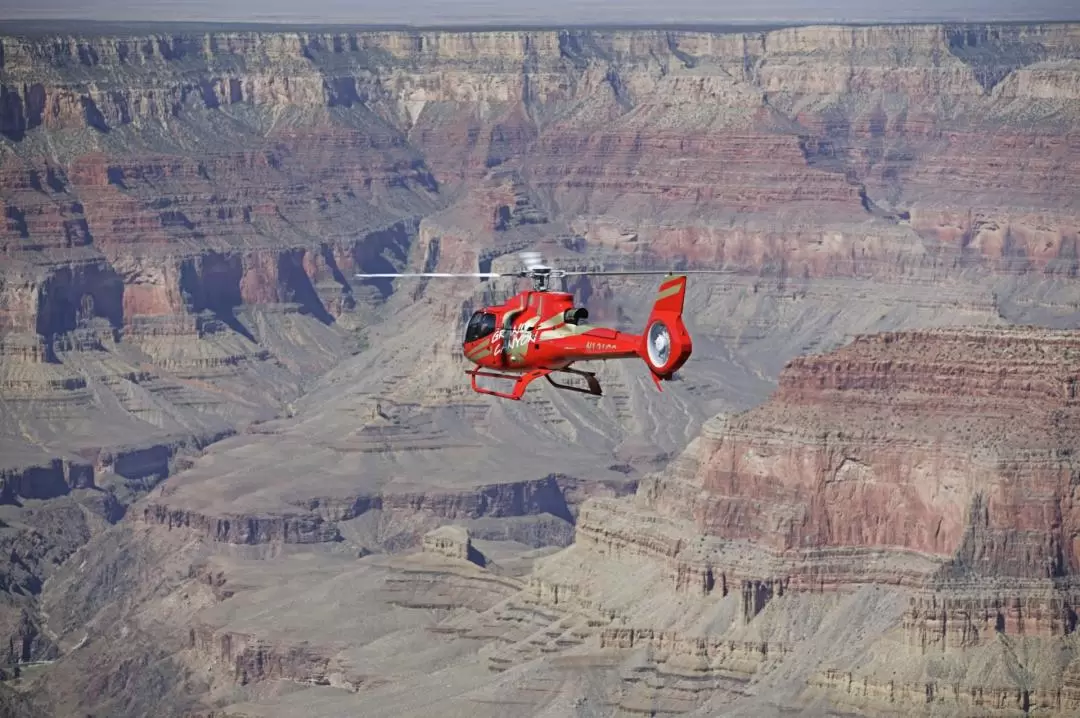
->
[1, 0, 1076, 25]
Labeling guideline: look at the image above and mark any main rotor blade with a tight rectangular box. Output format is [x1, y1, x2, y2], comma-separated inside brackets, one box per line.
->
[560, 269, 738, 276]
[519, 250, 546, 270]
[353, 272, 509, 278]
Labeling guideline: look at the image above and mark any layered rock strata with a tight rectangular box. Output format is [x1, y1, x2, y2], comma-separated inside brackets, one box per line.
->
[4, 21, 1079, 472]
[519, 326, 1080, 716]
[20, 326, 1079, 718]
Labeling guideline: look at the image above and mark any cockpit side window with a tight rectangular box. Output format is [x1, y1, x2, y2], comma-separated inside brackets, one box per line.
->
[464, 311, 497, 343]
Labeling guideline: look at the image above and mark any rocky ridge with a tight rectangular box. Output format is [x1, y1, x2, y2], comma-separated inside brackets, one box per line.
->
[21, 324, 1079, 718]
[522, 325, 1080, 716]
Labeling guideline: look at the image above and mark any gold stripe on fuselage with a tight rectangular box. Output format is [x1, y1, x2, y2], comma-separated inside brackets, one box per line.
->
[536, 313, 566, 331]
[535, 323, 592, 342]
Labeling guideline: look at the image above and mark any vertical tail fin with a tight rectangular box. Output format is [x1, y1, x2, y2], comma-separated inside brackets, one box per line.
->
[638, 275, 693, 389]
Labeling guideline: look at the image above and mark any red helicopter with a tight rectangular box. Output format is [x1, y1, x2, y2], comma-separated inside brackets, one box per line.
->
[354, 251, 730, 401]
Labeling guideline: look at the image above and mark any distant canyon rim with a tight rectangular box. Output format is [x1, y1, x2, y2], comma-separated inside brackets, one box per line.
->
[0, 17, 1079, 718]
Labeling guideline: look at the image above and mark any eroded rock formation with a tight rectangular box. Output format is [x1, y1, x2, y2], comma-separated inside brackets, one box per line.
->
[0, 18, 1079, 718]
[526, 326, 1080, 715]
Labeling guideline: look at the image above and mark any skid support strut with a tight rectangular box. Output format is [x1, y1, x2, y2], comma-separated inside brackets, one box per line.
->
[545, 367, 602, 396]
[468, 368, 551, 400]
[467, 365, 603, 400]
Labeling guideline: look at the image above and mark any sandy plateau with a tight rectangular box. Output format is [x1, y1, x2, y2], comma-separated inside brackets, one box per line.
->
[1, 19, 1079, 717]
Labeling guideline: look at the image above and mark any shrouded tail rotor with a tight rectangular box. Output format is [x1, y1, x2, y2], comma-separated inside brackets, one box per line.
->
[646, 319, 672, 369]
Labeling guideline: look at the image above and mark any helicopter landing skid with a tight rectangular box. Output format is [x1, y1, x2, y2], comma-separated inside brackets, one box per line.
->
[467, 366, 602, 400]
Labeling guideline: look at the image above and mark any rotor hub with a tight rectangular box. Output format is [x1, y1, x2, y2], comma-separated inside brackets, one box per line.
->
[528, 266, 559, 291]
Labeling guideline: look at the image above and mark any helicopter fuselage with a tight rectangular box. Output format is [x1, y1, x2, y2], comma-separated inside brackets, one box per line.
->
[462, 289, 641, 373]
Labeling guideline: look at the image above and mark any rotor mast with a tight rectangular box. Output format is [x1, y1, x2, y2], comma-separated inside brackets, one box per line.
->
[530, 266, 554, 292]
[518, 251, 557, 293]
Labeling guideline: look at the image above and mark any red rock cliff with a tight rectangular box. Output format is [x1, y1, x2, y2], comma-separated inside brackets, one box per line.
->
[644, 326, 1080, 578]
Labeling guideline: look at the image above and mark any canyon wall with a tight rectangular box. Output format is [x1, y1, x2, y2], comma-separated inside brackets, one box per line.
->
[525, 325, 1080, 716]
[4, 19, 1078, 482]
[0, 19, 1079, 717]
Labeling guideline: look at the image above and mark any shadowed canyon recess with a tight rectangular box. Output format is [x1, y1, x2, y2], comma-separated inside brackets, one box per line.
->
[1, 19, 1080, 717]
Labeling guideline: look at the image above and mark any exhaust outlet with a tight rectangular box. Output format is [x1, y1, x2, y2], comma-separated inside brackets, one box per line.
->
[563, 307, 589, 325]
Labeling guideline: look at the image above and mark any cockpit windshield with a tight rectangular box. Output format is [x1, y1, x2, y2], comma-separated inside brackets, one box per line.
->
[464, 311, 497, 344]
